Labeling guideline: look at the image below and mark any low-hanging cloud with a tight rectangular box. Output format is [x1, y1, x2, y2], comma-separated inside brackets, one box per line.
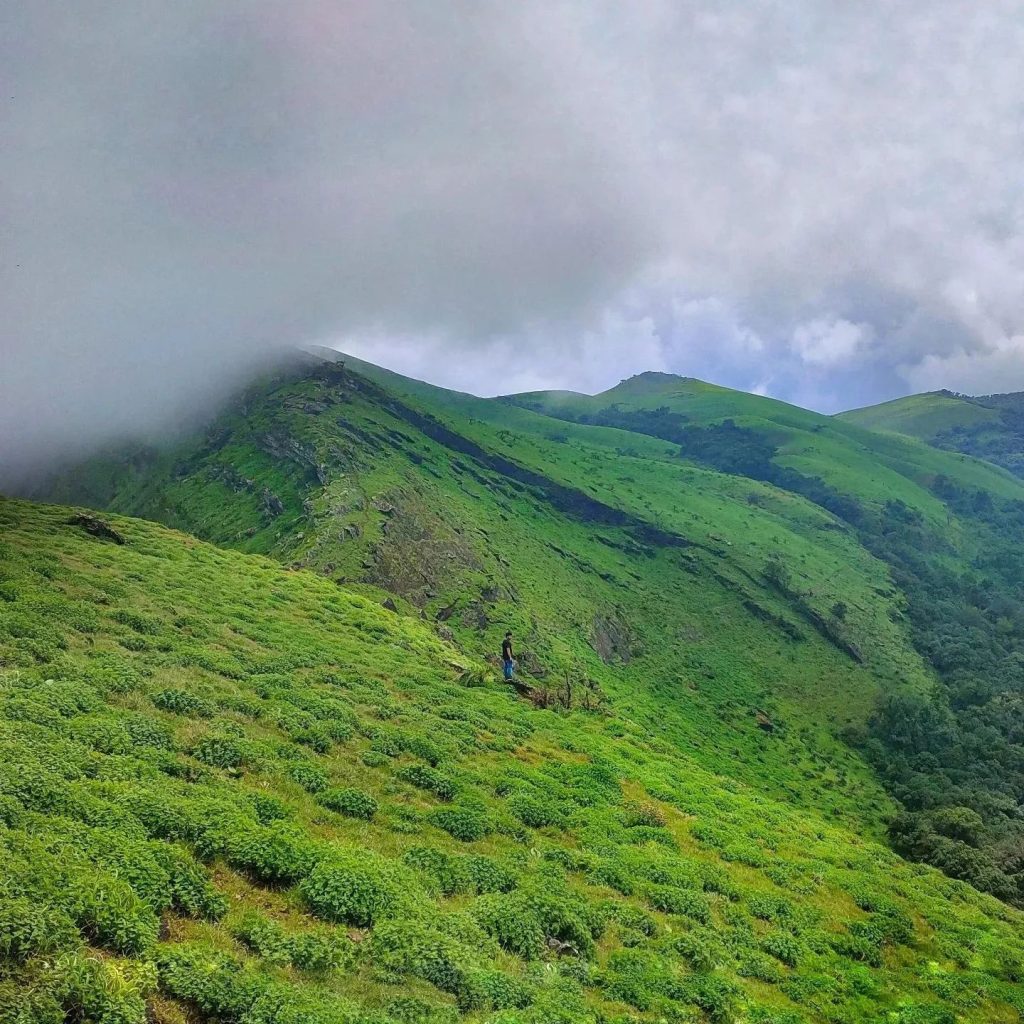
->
[3, 1, 1024, 487]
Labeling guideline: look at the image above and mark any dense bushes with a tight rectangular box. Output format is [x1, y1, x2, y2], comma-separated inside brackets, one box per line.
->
[859, 486, 1024, 903]
[576, 407, 1024, 904]
[232, 912, 352, 972]
[429, 805, 492, 842]
[318, 786, 378, 820]
[403, 846, 516, 896]
[226, 821, 323, 883]
[473, 883, 602, 960]
[397, 764, 457, 801]
[299, 851, 417, 925]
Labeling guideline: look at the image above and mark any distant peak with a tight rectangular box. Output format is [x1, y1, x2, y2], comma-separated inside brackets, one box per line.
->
[599, 370, 702, 398]
[620, 371, 689, 385]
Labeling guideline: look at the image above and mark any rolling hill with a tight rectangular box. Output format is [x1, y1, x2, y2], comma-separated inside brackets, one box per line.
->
[13, 353, 1024, 1020]
[40, 355, 959, 828]
[839, 390, 1024, 478]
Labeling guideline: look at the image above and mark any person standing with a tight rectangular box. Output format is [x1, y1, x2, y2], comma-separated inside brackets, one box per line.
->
[501, 631, 515, 680]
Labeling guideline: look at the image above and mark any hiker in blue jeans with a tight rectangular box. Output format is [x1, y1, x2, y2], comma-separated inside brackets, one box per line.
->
[502, 631, 515, 680]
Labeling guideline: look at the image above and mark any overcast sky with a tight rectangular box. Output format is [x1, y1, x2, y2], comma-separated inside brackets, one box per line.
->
[4, 2, 1024, 485]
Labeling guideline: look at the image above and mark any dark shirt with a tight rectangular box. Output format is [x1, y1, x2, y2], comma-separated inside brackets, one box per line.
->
[502, 639, 513, 661]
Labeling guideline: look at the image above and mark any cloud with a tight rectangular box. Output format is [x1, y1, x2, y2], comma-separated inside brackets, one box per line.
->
[3, 1, 1024, 485]
[790, 319, 874, 369]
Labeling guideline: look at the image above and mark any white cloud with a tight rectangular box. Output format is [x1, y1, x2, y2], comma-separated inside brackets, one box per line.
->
[791, 319, 874, 368]
[4, 1, 1024, 483]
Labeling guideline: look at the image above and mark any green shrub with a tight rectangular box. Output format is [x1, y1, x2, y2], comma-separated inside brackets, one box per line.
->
[153, 688, 214, 717]
[68, 715, 133, 755]
[284, 760, 329, 794]
[465, 854, 517, 894]
[74, 877, 159, 956]
[299, 850, 415, 925]
[152, 846, 226, 919]
[474, 969, 534, 1010]
[624, 824, 677, 848]
[192, 735, 245, 769]
[233, 911, 350, 973]
[507, 792, 566, 829]
[850, 905, 915, 949]
[474, 885, 598, 960]
[622, 800, 666, 828]
[372, 918, 481, 1008]
[603, 901, 657, 937]
[671, 930, 723, 972]
[54, 952, 155, 1024]
[385, 996, 459, 1023]
[227, 821, 323, 883]
[0, 896, 79, 960]
[645, 884, 711, 923]
[747, 893, 794, 922]
[250, 792, 292, 824]
[473, 893, 546, 959]
[830, 931, 883, 966]
[760, 931, 803, 967]
[676, 972, 740, 1023]
[542, 847, 595, 873]
[124, 715, 174, 749]
[293, 725, 333, 754]
[736, 950, 784, 983]
[233, 911, 292, 965]
[288, 929, 351, 973]
[404, 846, 469, 896]
[890, 1005, 957, 1024]
[588, 858, 636, 896]
[398, 764, 457, 801]
[699, 864, 741, 901]
[600, 948, 666, 1011]
[245, 985, 364, 1024]
[319, 786, 378, 820]
[157, 943, 268, 1019]
[430, 805, 492, 842]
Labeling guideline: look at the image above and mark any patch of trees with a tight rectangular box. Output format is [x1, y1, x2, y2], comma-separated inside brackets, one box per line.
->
[932, 401, 1024, 478]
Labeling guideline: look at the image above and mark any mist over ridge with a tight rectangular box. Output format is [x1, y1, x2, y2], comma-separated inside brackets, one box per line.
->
[5, 2, 1024, 486]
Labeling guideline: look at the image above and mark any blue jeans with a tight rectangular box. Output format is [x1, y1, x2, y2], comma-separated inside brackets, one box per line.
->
[503, 659, 514, 680]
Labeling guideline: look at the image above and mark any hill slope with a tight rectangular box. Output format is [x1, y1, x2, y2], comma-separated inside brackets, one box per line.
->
[839, 390, 1024, 478]
[39, 357, 1024, 905]
[2, 496, 1024, 1024]
[42, 358, 938, 827]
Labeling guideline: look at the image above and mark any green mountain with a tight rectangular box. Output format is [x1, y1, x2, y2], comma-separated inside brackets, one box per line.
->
[10, 354, 1024, 1021]
[839, 390, 1024, 478]
[41, 355, 1024, 894]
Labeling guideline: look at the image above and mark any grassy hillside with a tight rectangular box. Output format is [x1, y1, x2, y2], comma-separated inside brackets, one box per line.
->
[837, 393, 1000, 441]
[500, 372, 1024, 904]
[507, 374, 1022, 518]
[2, 496, 1024, 1024]
[43, 359, 944, 832]
[37, 357, 1024, 901]
[840, 390, 1024, 479]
